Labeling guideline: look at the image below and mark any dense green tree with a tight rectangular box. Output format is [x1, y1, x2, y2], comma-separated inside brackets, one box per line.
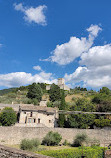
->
[38, 83, 46, 90]
[100, 87, 110, 95]
[49, 84, 61, 102]
[27, 83, 42, 102]
[67, 114, 95, 129]
[0, 107, 17, 126]
[66, 98, 96, 129]
[58, 90, 66, 127]
[94, 118, 110, 128]
[92, 93, 111, 112]
[71, 98, 96, 112]
[97, 100, 111, 112]
[59, 90, 66, 110]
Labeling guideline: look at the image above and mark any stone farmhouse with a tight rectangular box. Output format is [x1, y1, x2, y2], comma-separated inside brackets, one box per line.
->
[46, 78, 70, 91]
[18, 105, 58, 128]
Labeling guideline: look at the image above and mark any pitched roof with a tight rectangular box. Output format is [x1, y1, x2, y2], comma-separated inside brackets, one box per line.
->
[19, 105, 58, 113]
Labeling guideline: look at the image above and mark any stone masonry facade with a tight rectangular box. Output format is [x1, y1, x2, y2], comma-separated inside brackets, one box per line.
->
[0, 127, 111, 147]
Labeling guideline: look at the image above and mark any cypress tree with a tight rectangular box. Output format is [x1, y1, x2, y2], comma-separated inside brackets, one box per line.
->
[58, 90, 66, 127]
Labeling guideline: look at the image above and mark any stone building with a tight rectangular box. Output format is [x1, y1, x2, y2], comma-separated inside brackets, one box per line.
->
[58, 78, 70, 91]
[46, 78, 70, 91]
[18, 105, 58, 128]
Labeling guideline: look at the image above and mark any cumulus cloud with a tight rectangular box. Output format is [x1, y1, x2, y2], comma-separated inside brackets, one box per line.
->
[33, 65, 42, 71]
[43, 24, 101, 65]
[80, 44, 111, 67]
[65, 44, 111, 89]
[0, 72, 57, 88]
[14, 3, 47, 25]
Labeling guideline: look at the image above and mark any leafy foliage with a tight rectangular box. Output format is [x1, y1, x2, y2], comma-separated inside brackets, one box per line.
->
[49, 84, 61, 102]
[100, 87, 110, 95]
[94, 119, 111, 128]
[66, 98, 96, 128]
[27, 83, 42, 102]
[0, 107, 17, 126]
[92, 93, 111, 112]
[20, 138, 40, 151]
[72, 133, 88, 147]
[42, 131, 62, 146]
[58, 90, 66, 127]
[0, 88, 17, 96]
[67, 114, 95, 129]
[39, 147, 104, 158]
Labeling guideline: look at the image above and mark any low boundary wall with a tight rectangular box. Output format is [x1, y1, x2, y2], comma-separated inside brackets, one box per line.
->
[0, 145, 52, 158]
[0, 127, 111, 146]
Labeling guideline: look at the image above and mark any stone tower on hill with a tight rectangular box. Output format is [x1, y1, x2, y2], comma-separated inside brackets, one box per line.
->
[46, 78, 70, 91]
[58, 78, 70, 91]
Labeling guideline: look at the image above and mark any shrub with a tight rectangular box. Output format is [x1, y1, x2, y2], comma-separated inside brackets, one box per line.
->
[39, 147, 104, 158]
[94, 119, 110, 128]
[42, 131, 62, 146]
[20, 138, 40, 151]
[72, 133, 88, 147]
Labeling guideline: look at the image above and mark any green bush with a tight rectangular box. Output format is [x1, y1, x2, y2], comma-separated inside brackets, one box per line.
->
[72, 133, 88, 147]
[0, 107, 17, 126]
[42, 131, 62, 146]
[20, 138, 40, 151]
[39, 147, 104, 158]
[94, 119, 110, 128]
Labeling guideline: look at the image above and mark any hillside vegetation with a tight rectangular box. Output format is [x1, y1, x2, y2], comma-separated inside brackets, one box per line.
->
[0, 84, 111, 129]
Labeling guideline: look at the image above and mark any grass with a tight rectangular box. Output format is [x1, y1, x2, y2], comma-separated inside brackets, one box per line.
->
[7, 144, 73, 150]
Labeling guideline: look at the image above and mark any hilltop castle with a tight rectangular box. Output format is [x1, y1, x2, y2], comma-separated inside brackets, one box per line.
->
[46, 78, 70, 91]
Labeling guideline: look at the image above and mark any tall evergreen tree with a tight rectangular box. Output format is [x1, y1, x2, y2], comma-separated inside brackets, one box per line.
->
[58, 90, 66, 127]
[49, 84, 61, 102]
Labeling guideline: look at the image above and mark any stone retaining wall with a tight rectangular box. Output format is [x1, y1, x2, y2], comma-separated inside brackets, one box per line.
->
[0, 145, 52, 158]
[0, 127, 111, 146]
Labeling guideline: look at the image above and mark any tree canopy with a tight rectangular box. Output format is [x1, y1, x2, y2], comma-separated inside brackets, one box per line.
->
[49, 84, 61, 102]
[66, 98, 96, 129]
[0, 107, 17, 126]
[27, 83, 42, 102]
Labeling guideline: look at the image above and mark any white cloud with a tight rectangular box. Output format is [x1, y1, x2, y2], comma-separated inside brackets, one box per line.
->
[80, 44, 111, 67]
[33, 65, 42, 71]
[87, 24, 102, 37]
[0, 72, 57, 88]
[14, 3, 47, 26]
[43, 24, 102, 65]
[64, 44, 111, 89]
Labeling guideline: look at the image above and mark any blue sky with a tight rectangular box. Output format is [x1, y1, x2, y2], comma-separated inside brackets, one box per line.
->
[0, 0, 111, 90]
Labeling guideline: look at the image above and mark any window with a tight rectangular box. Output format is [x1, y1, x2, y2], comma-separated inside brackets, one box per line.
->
[49, 120, 51, 123]
[34, 119, 36, 123]
[38, 118, 40, 123]
[30, 112, 33, 117]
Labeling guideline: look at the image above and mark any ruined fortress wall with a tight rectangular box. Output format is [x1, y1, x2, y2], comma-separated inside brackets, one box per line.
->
[0, 127, 110, 146]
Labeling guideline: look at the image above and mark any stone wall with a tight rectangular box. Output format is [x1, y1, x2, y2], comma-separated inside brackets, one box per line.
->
[0, 127, 111, 146]
[0, 145, 51, 158]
